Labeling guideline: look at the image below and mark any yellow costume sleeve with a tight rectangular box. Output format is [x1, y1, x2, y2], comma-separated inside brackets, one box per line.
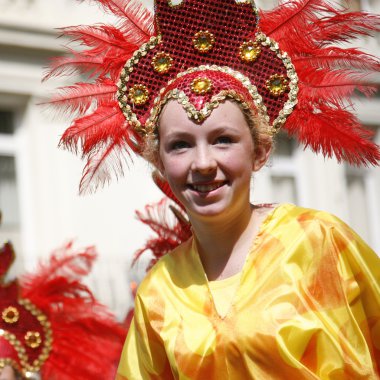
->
[273, 211, 380, 378]
[116, 292, 175, 380]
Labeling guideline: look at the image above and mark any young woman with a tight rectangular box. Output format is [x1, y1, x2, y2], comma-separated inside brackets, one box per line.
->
[44, 0, 380, 378]
[116, 97, 380, 378]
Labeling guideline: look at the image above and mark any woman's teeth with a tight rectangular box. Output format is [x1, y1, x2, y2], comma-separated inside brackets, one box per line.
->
[191, 183, 224, 192]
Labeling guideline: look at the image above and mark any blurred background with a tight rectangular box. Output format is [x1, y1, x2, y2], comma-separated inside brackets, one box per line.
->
[0, 0, 379, 320]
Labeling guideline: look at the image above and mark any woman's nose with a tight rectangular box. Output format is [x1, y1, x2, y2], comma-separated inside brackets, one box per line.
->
[191, 146, 217, 174]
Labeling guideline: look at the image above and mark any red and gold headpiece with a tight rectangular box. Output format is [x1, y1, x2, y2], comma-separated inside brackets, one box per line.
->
[0, 241, 126, 379]
[117, 0, 297, 134]
[45, 0, 380, 193]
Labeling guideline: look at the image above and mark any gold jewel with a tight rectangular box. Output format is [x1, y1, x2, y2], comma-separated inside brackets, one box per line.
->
[193, 31, 215, 53]
[239, 41, 261, 62]
[2, 306, 19, 324]
[152, 52, 173, 74]
[266, 74, 288, 96]
[128, 84, 149, 105]
[25, 331, 42, 349]
[191, 77, 213, 95]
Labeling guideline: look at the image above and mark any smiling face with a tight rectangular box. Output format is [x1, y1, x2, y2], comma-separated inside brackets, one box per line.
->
[158, 100, 271, 221]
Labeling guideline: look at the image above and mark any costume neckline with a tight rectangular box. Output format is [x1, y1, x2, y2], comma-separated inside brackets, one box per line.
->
[190, 203, 293, 319]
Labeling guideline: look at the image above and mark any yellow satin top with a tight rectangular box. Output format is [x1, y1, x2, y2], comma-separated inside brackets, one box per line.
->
[208, 272, 241, 318]
[117, 204, 380, 379]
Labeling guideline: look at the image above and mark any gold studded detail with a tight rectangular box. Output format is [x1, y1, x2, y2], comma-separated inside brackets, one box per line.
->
[191, 77, 213, 95]
[266, 74, 288, 96]
[128, 85, 149, 106]
[239, 41, 261, 63]
[25, 331, 42, 349]
[2, 306, 19, 324]
[193, 31, 215, 53]
[152, 52, 173, 74]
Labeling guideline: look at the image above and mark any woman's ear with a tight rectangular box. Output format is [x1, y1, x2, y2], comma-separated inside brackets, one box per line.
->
[252, 137, 272, 172]
[156, 159, 166, 177]
[154, 148, 166, 177]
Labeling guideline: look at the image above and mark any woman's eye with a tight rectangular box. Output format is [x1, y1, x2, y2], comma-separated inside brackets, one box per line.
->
[170, 141, 190, 151]
[215, 136, 233, 144]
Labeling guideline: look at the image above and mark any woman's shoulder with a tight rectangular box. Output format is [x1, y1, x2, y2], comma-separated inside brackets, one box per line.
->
[136, 237, 194, 297]
[272, 203, 351, 230]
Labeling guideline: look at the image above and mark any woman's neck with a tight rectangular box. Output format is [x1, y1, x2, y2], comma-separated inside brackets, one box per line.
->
[189, 204, 259, 281]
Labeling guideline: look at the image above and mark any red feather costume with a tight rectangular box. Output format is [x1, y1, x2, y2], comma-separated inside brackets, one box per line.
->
[0, 241, 126, 380]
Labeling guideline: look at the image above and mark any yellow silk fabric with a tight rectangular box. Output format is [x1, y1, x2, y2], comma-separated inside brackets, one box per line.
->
[208, 272, 241, 318]
[117, 204, 380, 379]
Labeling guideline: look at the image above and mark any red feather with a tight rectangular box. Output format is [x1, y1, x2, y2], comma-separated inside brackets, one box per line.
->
[42, 51, 104, 81]
[47, 79, 117, 116]
[152, 170, 185, 210]
[78, 132, 134, 194]
[59, 103, 125, 152]
[20, 242, 126, 380]
[60, 24, 137, 53]
[312, 12, 380, 46]
[260, 0, 337, 42]
[285, 101, 380, 166]
[95, 0, 155, 44]
[59, 24, 139, 77]
[260, 0, 380, 166]
[297, 67, 377, 105]
[133, 198, 191, 268]
[293, 47, 380, 71]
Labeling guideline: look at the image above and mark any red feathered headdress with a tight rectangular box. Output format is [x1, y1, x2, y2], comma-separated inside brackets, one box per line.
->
[0, 241, 126, 380]
[44, 0, 380, 193]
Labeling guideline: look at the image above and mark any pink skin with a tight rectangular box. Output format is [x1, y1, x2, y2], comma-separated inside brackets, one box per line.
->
[159, 100, 266, 223]
[0, 366, 17, 380]
[158, 100, 272, 280]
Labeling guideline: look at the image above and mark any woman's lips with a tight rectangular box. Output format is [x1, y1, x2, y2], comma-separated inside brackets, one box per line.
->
[188, 182, 226, 193]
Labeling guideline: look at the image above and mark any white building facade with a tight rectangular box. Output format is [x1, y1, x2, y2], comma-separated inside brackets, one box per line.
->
[0, 0, 379, 318]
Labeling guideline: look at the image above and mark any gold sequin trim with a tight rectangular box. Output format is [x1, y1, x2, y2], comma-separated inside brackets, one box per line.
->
[145, 65, 268, 133]
[117, 35, 161, 134]
[2, 306, 19, 324]
[193, 31, 215, 53]
[256, 32, 298, 132]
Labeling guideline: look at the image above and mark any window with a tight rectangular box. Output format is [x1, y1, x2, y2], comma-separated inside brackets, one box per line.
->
[348, 0, 362, 11]
[270, 133, 299, 204]
[0, 109, 21, 254]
